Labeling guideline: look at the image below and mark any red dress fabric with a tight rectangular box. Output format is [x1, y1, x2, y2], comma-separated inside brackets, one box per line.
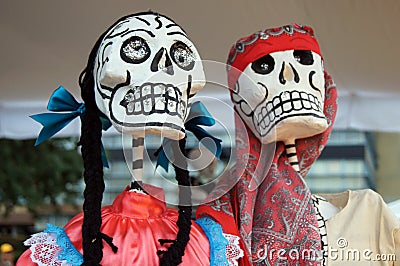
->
[18, 184, 210, 266]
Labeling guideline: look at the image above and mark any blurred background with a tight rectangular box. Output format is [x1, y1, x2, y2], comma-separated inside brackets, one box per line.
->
[1, 0, 400, 262]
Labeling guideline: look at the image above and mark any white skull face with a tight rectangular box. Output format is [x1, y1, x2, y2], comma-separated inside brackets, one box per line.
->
[232, 49, 328, 144]
[94, 13, 205, 140]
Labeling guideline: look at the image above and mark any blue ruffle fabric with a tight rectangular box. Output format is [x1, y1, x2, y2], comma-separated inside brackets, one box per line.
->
[44, 224, 83, 266]
[195, 217, 229, 266]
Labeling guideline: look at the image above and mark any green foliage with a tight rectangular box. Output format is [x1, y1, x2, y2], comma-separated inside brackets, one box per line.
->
[0, 138, 83, 215]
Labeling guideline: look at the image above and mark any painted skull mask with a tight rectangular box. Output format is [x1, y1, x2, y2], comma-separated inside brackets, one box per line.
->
[94, 13, 205, 140]
[228, 24, 328, 144]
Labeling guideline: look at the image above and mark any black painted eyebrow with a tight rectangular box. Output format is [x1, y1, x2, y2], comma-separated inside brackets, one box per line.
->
[166, 23, 187, 35]
[167, 31, 187, 37]
[166, 23, 180, 28]
[134, 16, 151, 26]
[121, 29, 155, 38]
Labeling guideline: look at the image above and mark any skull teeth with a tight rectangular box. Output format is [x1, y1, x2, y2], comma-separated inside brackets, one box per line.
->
[120, 83, 184, 118]
[256, 90, 323, 132]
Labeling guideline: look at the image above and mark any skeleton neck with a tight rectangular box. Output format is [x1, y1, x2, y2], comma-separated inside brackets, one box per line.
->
[284, 139, 300, 172]
[130, 135, 147, 194]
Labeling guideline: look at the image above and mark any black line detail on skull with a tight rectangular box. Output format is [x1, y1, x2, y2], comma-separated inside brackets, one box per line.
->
[289, 63, 300, 83]
[121, 29, 155, 38]
[184, 75, 192, 119]
[134, 16, 151, 26]
[279, 62, 287, 85]
[166, 23, 179, 28]
[106, 27, 129, 39]
[231, 82, 253, 117]
[94, 41, 113, 100]
[154, 16, 162, 29]
[309, 71, 322, 97]
[100, 84, 113, 93]
[167, 31, 187, 37]
[257, 82, 269, 99]
[231, 81, 268, 118]
[101, 42, 112, 65]
[97, 70, 131, 101]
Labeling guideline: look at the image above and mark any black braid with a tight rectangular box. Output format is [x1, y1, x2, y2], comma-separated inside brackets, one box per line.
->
[79, 66, 104, 265]
[77, 15, 119, 265]
[159, 138, 192, 266]
[79, 33, 107, 264]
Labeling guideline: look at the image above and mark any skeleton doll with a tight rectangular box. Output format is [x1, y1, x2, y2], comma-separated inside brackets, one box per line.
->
[197, 24, 338, 265]
[17, 12, 213, 266]
[94, 11, 205, 191]
[216, 24, 400, 266]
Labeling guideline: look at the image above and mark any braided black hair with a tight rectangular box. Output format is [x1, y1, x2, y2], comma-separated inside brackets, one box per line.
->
[158, 138, 193, 266]
[78, 11, 194, 266]
[78, 25, 109, 265]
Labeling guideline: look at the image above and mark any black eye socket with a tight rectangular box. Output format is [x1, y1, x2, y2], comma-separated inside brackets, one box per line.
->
[170, 41, 195, 71]
[293, 50, 314, 65]
[251, 54, 275, 74]
[120, 36, 151, 64]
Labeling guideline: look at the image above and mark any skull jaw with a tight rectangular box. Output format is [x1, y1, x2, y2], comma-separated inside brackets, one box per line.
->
[112, 123, 185, 140]
[110, 113, 186, 140]
[258, 115, 328, 144]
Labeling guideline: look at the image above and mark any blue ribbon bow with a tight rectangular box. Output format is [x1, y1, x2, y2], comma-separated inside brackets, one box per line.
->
[156, 101, 222, 172]
[30, 86, 111, 168]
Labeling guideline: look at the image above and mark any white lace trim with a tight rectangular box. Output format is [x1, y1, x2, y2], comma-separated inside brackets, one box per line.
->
[24, 232, 72, 266]
[222, 233, 244, 266]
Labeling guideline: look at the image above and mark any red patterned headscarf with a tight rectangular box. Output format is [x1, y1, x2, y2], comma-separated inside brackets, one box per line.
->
[198, 24, 337, 265]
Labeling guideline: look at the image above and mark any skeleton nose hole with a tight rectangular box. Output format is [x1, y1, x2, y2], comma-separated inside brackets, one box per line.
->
[279, 62, 300, 84]
[151, 48, 174, 75]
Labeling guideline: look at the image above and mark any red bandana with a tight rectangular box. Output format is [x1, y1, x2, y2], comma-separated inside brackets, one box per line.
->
[227, 24, 321, 90]
[198, 24, 337, 265]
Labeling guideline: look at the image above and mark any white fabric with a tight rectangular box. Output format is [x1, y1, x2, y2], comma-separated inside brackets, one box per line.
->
[222, 233, 244, 266]
[335, 90, 400, 132]
[24, 232, 71, 266]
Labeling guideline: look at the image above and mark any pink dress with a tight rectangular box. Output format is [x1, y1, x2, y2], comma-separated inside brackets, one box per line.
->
[17, 184, 210, 265]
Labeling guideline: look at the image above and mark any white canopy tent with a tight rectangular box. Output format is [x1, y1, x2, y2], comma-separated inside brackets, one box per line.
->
[1, 0, 400, 139]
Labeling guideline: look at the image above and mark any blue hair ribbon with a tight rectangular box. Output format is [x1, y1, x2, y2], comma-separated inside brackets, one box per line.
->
[155, 101, 222, 172]
[30, 86, 111, 168]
